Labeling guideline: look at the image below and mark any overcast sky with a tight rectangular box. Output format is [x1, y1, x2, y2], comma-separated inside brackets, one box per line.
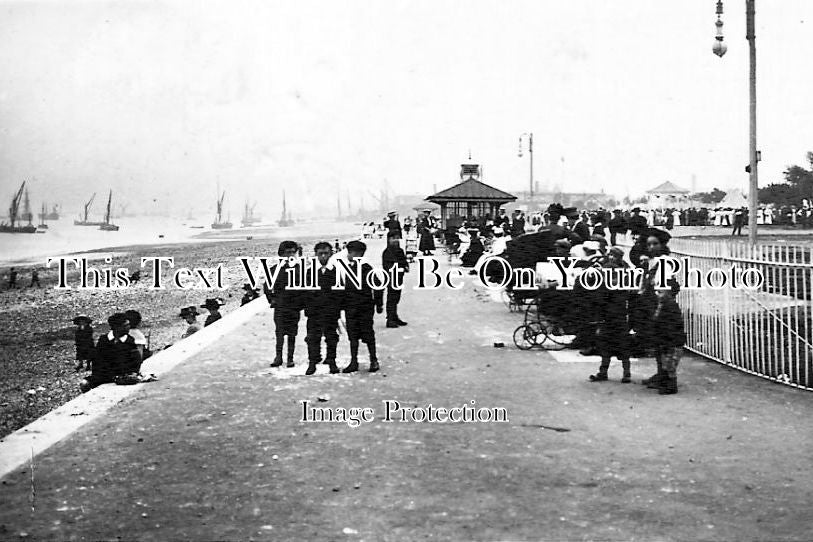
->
[1, 0, 812, 217]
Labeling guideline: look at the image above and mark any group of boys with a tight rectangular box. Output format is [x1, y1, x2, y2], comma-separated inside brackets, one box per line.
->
[264, 235, 408, 376]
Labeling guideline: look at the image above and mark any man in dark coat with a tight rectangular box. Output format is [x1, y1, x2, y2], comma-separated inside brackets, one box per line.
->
[382, 232, 409, 328]
[628, 208, 648, 239]
[495, 208, 510, 230]
[568, 208, 590, 242]
[732, 208, 745, 236]
[80, 312, 140, 392]
[341, 240, 383, 373]
[383, 211, 402, 237]
[304, 242, 342, 375]
[510, 210, 526, 237]
[608, 209, 627, 246]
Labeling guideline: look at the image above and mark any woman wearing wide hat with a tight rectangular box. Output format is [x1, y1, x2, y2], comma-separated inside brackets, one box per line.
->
[200, 298, 225, 327]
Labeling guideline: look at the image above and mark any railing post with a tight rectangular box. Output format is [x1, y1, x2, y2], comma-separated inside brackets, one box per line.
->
[722, 241, 734, 364]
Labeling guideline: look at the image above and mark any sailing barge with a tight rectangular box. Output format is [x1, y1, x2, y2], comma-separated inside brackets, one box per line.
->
[99, 190, 119, 231]
[74, 193, 105, 226]
[277, 191, 295, 227]
[0, 181, 37, 233]
[241, 200, 261, 227]
[211, 190, 233, 229]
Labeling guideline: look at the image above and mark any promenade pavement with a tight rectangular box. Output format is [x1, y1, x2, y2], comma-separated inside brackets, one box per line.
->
[1, 245, 813, 540]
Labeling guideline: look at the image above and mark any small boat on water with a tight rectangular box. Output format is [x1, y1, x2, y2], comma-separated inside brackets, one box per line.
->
[74, 193, 105, 226]
[211, 190, 233, 229]
[0, 181, 37, 234]
[277, 190, 295, 227]
[99, 190, 120, 231]
[37, 203, 49, 230]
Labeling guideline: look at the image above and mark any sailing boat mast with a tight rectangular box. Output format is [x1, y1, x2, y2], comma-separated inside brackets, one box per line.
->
[105, 190, 112, 224]
[9, 181, 25, 228]
[23, 188, 32, 225]
[84, 193, 96, 222]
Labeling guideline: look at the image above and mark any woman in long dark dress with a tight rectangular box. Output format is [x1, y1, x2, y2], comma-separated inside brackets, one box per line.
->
[418, 220, 435, 255]
[460, 229, 484, 267]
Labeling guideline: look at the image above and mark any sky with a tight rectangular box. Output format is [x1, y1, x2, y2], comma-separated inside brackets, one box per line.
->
[1, 0, 812, 218]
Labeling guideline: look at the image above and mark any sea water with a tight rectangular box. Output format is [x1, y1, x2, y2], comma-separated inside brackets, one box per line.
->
[0, 217, 364, 266]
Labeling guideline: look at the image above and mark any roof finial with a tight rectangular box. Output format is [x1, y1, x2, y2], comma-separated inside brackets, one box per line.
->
[468, 148, 472, 161]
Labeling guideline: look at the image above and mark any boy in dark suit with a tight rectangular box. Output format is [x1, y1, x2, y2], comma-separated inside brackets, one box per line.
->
[341, 240, 383, 373]
[265, 240, 303, 368]
[382, 231, 409, 328]
[304, 242, 342, 375]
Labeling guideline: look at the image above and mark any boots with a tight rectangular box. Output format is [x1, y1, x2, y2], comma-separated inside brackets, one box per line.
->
[367, 342, 379, 373]
[271, 333, 284, 366]
[325, 342, 339, 373]
[286, 338, 295, 368]
[621, 359, 631, 383]
[658, 377, 678, 395]
[343, 340, 359, 373]
[305, 363, 317, 376]
[644, 371, 667, 388]
[642, 358, 665, 387]
[589, 358, 610, 382]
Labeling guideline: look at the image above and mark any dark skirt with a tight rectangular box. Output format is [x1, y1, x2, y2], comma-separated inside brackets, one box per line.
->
[419, 231, 435, 251]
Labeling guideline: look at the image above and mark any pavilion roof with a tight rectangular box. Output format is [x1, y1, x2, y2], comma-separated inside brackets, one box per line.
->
[646, 181, 689, 194]
[426, 178, 517, 202]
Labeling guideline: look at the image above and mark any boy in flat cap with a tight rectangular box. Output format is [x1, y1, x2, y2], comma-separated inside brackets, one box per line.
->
[341, 240, 383, 373]
[80, 312, 140, 392]
[265, 240, 304, 367]
[73, 315, 95, 372]
[304, 242, 342, 375]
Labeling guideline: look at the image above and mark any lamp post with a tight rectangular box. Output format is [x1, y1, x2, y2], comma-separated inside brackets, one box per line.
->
[713, 0, 759, 246]
[518, 132, 534, 202]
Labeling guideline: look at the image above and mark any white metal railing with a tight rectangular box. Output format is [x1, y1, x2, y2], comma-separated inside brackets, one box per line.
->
[664, 238, 813, 390]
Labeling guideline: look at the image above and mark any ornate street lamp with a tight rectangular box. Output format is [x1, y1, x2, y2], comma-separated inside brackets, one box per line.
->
[713, 0, 728, 57]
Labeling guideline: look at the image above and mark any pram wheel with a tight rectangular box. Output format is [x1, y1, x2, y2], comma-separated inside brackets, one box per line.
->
[513, 324, 539, 350]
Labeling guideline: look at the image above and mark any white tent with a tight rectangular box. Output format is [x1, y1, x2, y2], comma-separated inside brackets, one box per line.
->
[718, 188, 748, 208]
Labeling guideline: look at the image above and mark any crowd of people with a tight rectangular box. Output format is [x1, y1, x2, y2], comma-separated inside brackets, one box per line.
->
[57, 197, 772, 396]
[414, 203, 688, 394]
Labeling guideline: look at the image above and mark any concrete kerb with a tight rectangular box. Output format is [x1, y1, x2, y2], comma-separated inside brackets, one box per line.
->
[0, 296, 270, 481]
